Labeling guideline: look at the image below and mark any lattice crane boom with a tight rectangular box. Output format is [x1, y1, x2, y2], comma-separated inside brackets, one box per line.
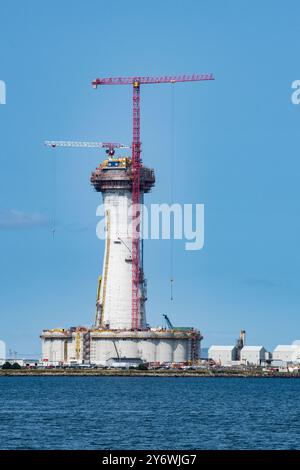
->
[45, 140, 130, 156]
[92, 74, 214, 87]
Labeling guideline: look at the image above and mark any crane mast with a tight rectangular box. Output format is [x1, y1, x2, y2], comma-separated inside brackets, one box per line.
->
[131, 81, 141, 330]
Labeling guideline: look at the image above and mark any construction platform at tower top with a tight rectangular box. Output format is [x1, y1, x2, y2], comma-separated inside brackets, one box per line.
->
[41, 155, 202, 366]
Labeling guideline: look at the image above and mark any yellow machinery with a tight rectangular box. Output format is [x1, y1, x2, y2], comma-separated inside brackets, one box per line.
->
[102, 157, 131, 169]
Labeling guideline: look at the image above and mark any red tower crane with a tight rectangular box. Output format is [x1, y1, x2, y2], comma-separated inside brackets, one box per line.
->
[92, 74, 214, 330]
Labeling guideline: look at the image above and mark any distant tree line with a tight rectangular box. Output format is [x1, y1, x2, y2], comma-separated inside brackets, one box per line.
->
[2, 362, 22, 370]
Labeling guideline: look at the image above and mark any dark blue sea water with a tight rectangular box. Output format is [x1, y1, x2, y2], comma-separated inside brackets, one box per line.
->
[0, 377, 299, 450]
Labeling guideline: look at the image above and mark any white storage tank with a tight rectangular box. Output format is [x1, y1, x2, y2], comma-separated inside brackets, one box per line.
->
[158, 339, 173, 363]
[117, 339, 138, 358]
[49, 338, 64, 364]
[173, 339, 189, 363]
[66, 338, 76, 362]
[92, 338, 116, 363]
[139, 339, 157, 363]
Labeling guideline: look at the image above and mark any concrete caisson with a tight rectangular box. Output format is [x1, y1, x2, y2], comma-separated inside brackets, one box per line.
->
[41, 329, 202, 366]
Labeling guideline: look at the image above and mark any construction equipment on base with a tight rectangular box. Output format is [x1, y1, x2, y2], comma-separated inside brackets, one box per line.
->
[163, 314, 174, 330]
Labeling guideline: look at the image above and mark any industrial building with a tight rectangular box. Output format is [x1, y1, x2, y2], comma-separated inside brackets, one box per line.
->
[41, 153, 202, 366]
[273, 341, 300, 363]
[208, 345, 237, 366]
[240, 346, 267, 366]
[208, 330, 246, 365]
[41, 75, 208, 367]
[208, 345, 268, 367]
[208, 331, 269, 367]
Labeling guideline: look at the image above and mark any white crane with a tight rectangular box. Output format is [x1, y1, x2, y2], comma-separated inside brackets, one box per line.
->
[45, 140, 130, 156]
[45, 140, 130, 239]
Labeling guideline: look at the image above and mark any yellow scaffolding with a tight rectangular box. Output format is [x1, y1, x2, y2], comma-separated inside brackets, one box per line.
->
[100, 209, 111, 327]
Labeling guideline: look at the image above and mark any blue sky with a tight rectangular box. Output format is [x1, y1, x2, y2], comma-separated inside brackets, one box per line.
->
[1, 0, 300, 356]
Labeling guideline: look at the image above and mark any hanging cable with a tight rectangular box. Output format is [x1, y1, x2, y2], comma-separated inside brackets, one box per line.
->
[170, 83, 175, 301]
[51, 150, 57, 239]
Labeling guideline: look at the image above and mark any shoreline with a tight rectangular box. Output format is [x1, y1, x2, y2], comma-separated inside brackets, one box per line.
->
[0, 369, 299, 378]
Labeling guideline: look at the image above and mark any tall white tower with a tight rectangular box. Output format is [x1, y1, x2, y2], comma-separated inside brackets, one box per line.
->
[91, 156, 155, 330]
[41, 154, 202, 365]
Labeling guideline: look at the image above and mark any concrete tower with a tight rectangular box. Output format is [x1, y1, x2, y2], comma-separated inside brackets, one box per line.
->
[91, 155, 155, 330]
[41, 148, 203, 367]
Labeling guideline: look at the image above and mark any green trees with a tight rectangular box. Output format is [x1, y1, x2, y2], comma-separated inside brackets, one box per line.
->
[2, 361, 21, 370]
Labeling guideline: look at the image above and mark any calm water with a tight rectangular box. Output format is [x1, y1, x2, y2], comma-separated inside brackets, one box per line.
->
[0, 377, 299, 450]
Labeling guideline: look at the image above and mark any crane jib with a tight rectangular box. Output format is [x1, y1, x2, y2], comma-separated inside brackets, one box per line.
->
[92, 74, 214, 87]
